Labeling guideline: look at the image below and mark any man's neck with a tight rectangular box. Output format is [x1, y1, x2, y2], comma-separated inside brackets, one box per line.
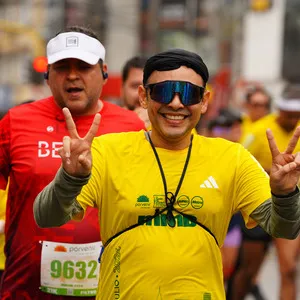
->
[148, 130, 192, 150]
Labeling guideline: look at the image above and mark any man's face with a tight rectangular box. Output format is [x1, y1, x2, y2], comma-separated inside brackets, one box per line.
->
[47, 58, 107, 115]
[246, 92, 270, 122]
[277, 110, 300, 132]
[139, 66, 209, 148]
[121, 67, 143, 110]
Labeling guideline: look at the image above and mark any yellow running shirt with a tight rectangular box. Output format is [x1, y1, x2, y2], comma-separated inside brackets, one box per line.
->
[240, 114, 253, 142]
[242, 114, 300, 171]
[77, 130, 271, 300]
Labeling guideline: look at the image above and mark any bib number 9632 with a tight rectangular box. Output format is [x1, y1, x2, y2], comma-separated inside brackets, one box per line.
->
[50, 260, 98, 280]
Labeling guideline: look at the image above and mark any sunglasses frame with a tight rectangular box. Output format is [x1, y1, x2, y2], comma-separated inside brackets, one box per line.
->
[145, 80, 206, 106]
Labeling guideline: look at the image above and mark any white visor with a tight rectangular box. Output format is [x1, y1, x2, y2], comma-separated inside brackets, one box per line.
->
[276, 99, 300, 112]
[47, 32, 105, 65]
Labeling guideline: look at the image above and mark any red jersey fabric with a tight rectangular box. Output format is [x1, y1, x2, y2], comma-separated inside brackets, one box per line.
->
[0, 97, 145, 299]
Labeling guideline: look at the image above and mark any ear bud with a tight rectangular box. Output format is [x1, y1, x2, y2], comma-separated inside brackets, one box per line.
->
[102, 71, 108, 79]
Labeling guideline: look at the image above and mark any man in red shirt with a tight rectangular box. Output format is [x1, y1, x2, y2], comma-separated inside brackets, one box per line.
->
[0, 25, 145, 299]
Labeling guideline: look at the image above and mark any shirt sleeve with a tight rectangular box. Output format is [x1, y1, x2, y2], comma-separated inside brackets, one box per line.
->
[234, 144, 271, 228]
[250, 189, 300, 239]
[33, 167, 89, 227]
[0, 113, 11, 189]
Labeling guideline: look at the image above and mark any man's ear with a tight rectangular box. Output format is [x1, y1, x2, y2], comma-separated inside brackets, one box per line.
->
[201, 90, 210, 114]
[138, 85, 148, 109]
[102, 63, 108, 84]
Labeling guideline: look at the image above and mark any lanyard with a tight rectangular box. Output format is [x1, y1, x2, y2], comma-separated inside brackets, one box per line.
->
[146, 131, 193, 227]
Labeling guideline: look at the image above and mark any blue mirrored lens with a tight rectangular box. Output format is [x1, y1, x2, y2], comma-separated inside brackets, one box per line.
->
[147, 81, 204, 106]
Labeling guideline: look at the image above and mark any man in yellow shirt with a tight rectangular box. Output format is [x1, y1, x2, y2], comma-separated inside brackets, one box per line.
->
[34, 49, 300, 300]
[230, 84, 300, 300]
[240, 86, 271, 141]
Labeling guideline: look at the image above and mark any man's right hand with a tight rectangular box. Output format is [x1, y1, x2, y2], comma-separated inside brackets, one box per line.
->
[58, 107, 101, 177]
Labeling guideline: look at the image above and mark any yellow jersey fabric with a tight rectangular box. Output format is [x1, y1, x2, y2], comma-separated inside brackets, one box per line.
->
[240, 114, 253, 142]
[0, 187, 7, 270]
[77, 130, 270, 300]
[242, 114, 300, 171]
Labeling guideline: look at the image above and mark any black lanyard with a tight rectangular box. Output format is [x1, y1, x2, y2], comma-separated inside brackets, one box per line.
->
[100, 132, 218, 260]
[146, 131, 193, 227]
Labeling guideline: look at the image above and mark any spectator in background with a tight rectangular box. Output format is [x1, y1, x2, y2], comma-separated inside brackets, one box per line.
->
[209, 108, 266, 300]
[207, 108, 242, 142]
[121, 55, 148, 110]
[121, 56, 150, 127]
[226, 86, 272, 300]
[240, 86, 271, 141]
[207, 108, 243, 283]
[228, 83, 300, 300]
[0, 25, 145, 300]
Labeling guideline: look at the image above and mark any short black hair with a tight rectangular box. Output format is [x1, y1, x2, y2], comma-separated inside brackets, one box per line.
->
[143, 49, 209, 86]
[122, 56, 148, 82]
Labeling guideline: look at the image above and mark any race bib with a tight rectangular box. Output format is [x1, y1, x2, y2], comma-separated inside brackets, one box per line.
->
[40, 241, 102, 297]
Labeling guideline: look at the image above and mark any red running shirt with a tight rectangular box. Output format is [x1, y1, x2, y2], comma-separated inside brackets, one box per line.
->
[0, 97, 145, 299]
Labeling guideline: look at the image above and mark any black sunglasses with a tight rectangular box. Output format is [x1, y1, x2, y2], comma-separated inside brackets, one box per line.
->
[145, 80, 205, 106]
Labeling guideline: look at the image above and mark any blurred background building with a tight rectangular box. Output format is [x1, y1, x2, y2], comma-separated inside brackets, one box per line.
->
[1, 0, 300, 118]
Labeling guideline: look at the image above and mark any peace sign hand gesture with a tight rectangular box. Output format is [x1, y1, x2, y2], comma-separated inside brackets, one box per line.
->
[268, 126, 300, 196]
[58, 108, 101, 177]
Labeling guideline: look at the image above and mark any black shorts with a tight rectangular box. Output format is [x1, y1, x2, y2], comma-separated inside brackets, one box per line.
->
[241, 222, 272, 243]
[227, 213, 243, 233]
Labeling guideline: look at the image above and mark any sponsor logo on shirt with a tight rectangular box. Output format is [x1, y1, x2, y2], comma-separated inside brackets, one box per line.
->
[138, 194, 204, 210]
[199, 176, 219, 189]
[47, 126, 54, 132]
[38, 141, 63, 158]
[137, 214, 197, 227]
[204, 292, 212, 300]
[177, 195, 190, 208]
[113, 246, 121, 299]
[191, 196, 204, 209]
[152, 195, 204, 210]
[153, 195, 165, 208]
[135, 195, 150, 208]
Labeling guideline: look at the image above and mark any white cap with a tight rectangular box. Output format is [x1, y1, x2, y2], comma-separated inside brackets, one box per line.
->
[47, 32, 105, 65]
[276, 99, 300, 112]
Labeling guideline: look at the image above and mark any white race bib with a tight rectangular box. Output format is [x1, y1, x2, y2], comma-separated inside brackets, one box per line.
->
[40, 241, 102, 297]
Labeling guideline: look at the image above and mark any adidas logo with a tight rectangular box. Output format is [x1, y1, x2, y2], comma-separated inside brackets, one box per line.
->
[200, 176, 219, 188]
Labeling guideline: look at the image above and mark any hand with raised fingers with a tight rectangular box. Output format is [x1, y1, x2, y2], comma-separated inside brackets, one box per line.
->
[268, 126, 300, 196]
[58, 107, 101, 177]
